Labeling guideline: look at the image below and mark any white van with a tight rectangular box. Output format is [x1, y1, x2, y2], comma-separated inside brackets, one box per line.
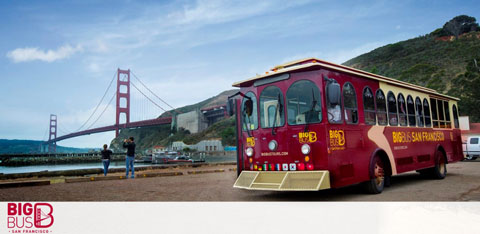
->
[465, 136, 480, 160]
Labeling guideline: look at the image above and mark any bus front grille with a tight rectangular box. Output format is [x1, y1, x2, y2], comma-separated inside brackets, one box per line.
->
[233, 171, 330, 191]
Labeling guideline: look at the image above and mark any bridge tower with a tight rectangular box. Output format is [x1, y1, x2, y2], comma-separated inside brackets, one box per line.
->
[115, 69, 130, 137]
[48, 114, 57, 153]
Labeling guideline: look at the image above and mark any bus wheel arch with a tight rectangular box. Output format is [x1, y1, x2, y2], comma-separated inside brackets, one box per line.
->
[432, 145, 447, 179]
[364, 149, 392, 194]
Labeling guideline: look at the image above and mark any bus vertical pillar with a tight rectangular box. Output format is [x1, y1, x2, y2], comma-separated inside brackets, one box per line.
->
[234, 99, 243, 176]
[115, 68, 130, 137]
[48, 114, 57, 153]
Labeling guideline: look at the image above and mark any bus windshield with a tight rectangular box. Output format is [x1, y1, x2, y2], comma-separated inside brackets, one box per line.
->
[286, 80, 322, 125]
[260, 85, 285, 128]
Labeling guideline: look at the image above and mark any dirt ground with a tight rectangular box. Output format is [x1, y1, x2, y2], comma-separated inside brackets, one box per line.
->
[1, 161, 480, 201]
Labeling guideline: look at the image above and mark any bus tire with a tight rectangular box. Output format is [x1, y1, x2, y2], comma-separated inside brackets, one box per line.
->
[466, 155, 474, 160]
[364, 155, 385, 194]
[431, 150, 447, 179]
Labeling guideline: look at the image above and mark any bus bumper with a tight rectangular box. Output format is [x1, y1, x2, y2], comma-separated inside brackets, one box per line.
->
[233, 170, 330, 191]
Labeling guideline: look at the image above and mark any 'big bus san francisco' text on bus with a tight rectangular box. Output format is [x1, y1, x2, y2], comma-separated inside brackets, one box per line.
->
[227, 58, 463, 194]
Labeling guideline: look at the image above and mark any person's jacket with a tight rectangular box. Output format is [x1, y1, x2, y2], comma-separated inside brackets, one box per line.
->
[101, 149, 112, 160]
[123, 142, 136, 156]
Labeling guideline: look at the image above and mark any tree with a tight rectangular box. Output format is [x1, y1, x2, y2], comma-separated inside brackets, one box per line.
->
[448, 58, 480, 122]
[443, 15, 479, 39]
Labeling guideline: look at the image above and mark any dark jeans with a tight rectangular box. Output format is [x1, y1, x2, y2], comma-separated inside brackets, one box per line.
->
[102, 160, 110, 176]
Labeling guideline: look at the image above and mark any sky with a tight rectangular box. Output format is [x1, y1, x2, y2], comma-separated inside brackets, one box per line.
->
[0, 0, 479, 148]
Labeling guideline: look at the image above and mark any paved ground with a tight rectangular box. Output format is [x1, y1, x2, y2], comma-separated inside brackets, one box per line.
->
[1, 161, 480, 201]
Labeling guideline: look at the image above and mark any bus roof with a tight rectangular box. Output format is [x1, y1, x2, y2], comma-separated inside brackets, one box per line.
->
[232, 57, 459, 101]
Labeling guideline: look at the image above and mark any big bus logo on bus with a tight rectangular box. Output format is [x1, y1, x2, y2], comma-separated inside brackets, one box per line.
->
[246, 137, 255, 147]
[7, 203, 54, 230]
[299, 132, 317, 143]
[329, 130, 345, 150]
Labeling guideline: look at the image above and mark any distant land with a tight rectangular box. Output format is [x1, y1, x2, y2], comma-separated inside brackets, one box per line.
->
[0, 139, 98, 154]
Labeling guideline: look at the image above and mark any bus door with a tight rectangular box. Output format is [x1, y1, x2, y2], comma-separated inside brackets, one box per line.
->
[325, 78, 363, 184]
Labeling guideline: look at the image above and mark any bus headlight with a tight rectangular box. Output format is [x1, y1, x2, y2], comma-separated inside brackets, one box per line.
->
[268, 140, 278, 151]
[301, 144, 311, 155]
[245, 147, 254, 157]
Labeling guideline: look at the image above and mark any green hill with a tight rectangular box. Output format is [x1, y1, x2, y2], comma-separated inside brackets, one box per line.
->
[343, 15, 480, 121]
[0, 139, 97, 154]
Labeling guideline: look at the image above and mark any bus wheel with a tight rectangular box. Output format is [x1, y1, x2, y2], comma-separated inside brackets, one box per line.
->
[365, 155, 385, 194]
[432, 151, 447, 179]
[466, 155, 474, 160]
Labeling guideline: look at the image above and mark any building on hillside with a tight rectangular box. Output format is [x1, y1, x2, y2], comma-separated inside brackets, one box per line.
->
[152, 145, 166, 154]
[170, 139, 224, 152]
[201, 105, 227, 126]
[176, 109, 208, 134]
[171, 141, 191, 151]
[196, 139, 224, 152]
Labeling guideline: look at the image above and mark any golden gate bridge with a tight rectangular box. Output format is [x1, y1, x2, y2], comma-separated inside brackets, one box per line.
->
[43, 69, 178, 152]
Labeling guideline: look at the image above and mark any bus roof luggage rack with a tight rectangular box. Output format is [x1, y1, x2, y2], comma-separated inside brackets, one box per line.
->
[234, 171, 330, 191]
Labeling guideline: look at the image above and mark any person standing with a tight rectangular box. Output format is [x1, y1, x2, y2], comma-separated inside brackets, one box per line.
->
[123, 136, 136, 179]
[101, 144, 113, 176]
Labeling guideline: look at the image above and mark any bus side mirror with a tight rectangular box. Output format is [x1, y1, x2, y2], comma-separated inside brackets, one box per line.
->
[327, 82, 341, 106]
[227, 98, 235, 116]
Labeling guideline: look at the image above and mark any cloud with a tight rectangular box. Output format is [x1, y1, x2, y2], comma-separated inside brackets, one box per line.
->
[6, 44, 83, 63]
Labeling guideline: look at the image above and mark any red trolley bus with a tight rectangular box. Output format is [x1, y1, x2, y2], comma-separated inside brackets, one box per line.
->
[227, 58, 463, 193]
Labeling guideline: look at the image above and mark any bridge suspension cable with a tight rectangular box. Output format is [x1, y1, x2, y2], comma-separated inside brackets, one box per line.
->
[131, 71, 181, 114]
[86, 91, 116, 130]
[130, 81, 168, 113]
[75, 71, 117, 132]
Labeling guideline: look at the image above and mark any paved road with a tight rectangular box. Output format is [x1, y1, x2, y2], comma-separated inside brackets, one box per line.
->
[1, 161, 479, 201]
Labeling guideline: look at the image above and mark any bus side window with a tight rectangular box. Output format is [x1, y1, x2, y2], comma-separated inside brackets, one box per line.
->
[343, 82, 358, 124]
[423, 98, 432, 127]
[437, 99, 445, 128]
[241, 92, 258, 131]
[444, 101, 451, 128]
[397, 93, 407, 126]
[415, 97, 424, 127]
[326, 78, 342, 124]
[375, 89, 387, 126]
[387, 91, 398, 126]
[430, 98, 438, 128]
[363, 87, 376, 125]
[407, 95, 416, 127]
[453, 104, 459, 128]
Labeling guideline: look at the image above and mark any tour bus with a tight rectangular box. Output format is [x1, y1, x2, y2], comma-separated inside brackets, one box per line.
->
[227, 58, 463, 194]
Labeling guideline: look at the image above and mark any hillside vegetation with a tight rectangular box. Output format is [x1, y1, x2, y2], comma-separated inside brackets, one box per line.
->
[343, 15, 480, 121]
[0, 139, 95, 154]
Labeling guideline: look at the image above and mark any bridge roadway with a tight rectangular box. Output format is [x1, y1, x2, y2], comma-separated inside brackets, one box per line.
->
[46, 116, 172, 144]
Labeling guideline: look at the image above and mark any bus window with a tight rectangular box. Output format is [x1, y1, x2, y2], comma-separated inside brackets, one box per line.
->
[453, 104, 459, 128]
[241, 92, 258, 131]
[407, 95, 416, 127]
[260, 86, 285, 128]
[424, 98, 432, 127]
[437, 99, 445, 128]
[286, 80, 322, 125]
[444, 101, 451, 128]
[387, 91, 398, 126]
[430, 98, 438, 128]
[343, 82, 358, 124]
[376, 89, 387, 126]
[397, 93, 407, 126]
[415, 97, 424, 127]
[363, 87, 376, 125]
[326, 78, 342, 124]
